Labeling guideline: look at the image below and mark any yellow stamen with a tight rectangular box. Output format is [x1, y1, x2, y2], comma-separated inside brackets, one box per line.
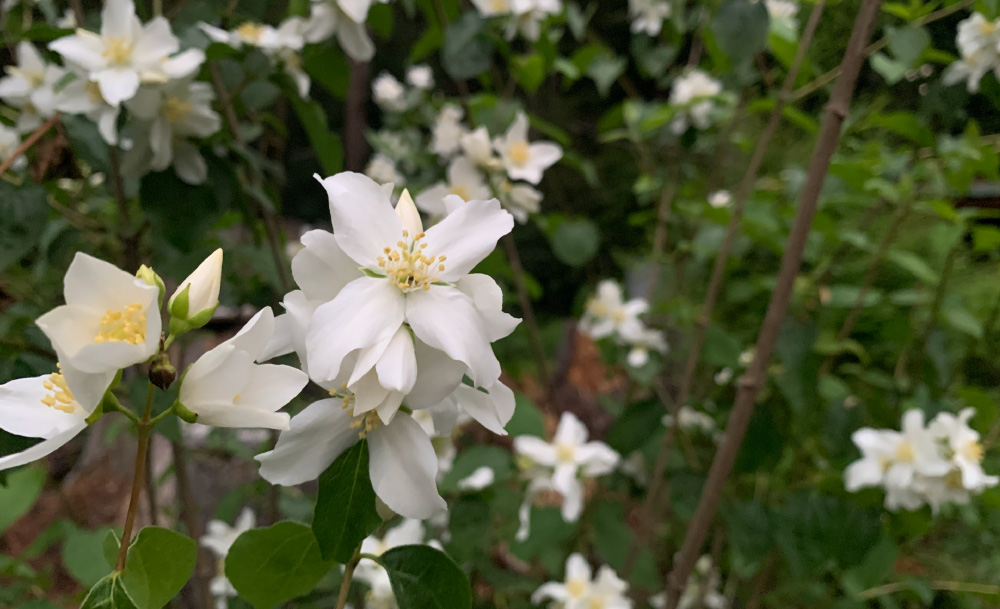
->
[235, 22, 265, 43]
[449, 185, 470, 200]
[509, 141, 530, 165]
[555, 442, 575, 462]
[961, 440, 984, 462]
[102, 37, 134, 66]
[94, 302, 146, 345]
[894, 442, 915, 463]
[40, 367, 77, 414]
[379, 230, 447, 292]
[164, 96, 192, 124]
[566, 579, 587, 598]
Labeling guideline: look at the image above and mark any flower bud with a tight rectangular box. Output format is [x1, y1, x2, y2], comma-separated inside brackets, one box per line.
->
[136, 264, 166, 307]
[149, 351, 177, 391]
[169, 249, 222, 329]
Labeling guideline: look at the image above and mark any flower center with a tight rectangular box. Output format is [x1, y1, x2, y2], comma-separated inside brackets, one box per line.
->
[40, 367, 76, 413]
[8, 67, 45, 88]
[94, 303, 146, 344]
[509, 141, 530, 165]
[981, 20, 996, 35]
[961, 440, 984, 462]
[102, 37, 134, 66]
[611, 309, 625, 323]
[85, 80, 104, 103]
[566, 578, 587, 598]
[491, 0, 507, 10]
[894, 441, 915, 463]
[555, 442, 575, 462]
[164, 96, 192, 124]
[587, 299, 607, 316]
[589, 599, 606, 609]
[236, 22, 265, 43]
[449, 185, 470, 200]
[377, 230, 447, 292]
[333, 387, 382, 439]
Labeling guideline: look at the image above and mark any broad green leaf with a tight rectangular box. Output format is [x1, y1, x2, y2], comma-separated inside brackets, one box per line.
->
[303, 44, 349, 98]
[379, 545, 472, 609]
[312, 440, 381, 563]
[605, 400, 662, 456]
[587, 52, 626, 97]
[887, 250, 938, 284]
[121, 527, 197, 609]
[287, 94, 344, 176]
[514, 54, 546, 94]
[103, 530, 122, 570]
[973, 225, 1000, 251]
[0, 181, 48, 274]
[0, 466, 45, 534]
[80, 573, 138, 609]
[63, 526, 118, 588]
[886, 25, 929, 67]
[711, 0, 769, 64]
[942, 305, 984, 339]
[591, 501, 659, 589]
[551, 219, 600, 267]
[870, 53, 907, 84]
[139, 159, 236, 252]
[226, 521, 335, 609]
[442, 11, 493, 80]
[505, 392, 545, 437]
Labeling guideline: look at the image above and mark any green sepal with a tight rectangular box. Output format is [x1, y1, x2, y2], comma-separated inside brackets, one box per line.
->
[85, 407, 103, 425]
[136, 265, 166, 309]
[168, 284, 191, 320]
[173, 401, 198, 424]
[185, 302, 218, 331]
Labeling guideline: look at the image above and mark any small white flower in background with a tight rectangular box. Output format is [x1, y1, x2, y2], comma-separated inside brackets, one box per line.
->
[372, 72, 408, 112]
[766, 0, 799, 37]
[0, 125, 26, 171]
[579, 279, 647, 341]
[169, 249, 223, 321]
[201, 508, 256, 609]
[36, 253, 161, 375]
[53, 67, 122, 145]
[929, 408, 999, 492]
[493, 112, 562, 184]
[650, 555, 727, 609]
[943, 12, 1000, 92]
[458, 465, 496, 491]
[460, 126, 499, 169]
[57, 8, 79, 29]
[514, 412, 620, 523]
[471, 0, 513, 17]
[303, 0, 376, 61]
[365, 152, 404, 185]
[0, 41, 65, 133]
[354, 520, 427, 609]
[623, 325, 667, 368]
[708, 190, 732, 209]
[406, 64, 434, 90]
[179, 308, 308, 430]
[738, 348, 755, 367]
[619, 450, 648, 485]
[533, 553, 632, 609]
[714, 367, 733, 385]
[122, 78, 222, 184]
[505, 0, 563, 42]
[415, 156, 491, 216]
[199, 19, 304, 52]
[662, 406, 716, 435]
[668, 69, 723, 134]
[629, 0, 671, 37]
[49, 0, 204, 106]
[495, 178, 542, 224]
[431, 104, 468, 158]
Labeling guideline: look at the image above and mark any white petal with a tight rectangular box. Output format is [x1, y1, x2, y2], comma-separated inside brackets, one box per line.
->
[224, 307, 275, 361]
[96, 68, 140, 106]
[844, 458, 883, 491]
[63, 252, 149, 310]
[375, 327, 417, 393]
[335, 20, 375, 61]
[531, 583, 568, 604]
[49, 33, 107, 71]
[368, 413, 446, 518]
[195, 405, 290, 430]
[514, 436, 557, 466]
[565, 553, 592, 582]
[233, 364, 308, 413]
[554, 412, 588, 446]
[316, 172, 401, 268]
[0, 421, 87, 472]
[559, 477, 584, 521]
[259, 314, 295, 361]
[291, 229, 361, 303]
[161, 49, 205, 80]
[133, 17, 180, 66]
[101, 0, 136, 39]
[0, 376, 79, 438]
[456, 274, 520, 341]
[452, 382, 514, 435]
[338, 0, 372, 23]
[577, 442, 620, 476]
[350, 369, 391, 416]
[415, 184, 451, 217]
[172, 249, 222, 316]
[423, 198, 513, 282]
[255, 398, 359, 485]
[172, 142, 208, 185]
[404, 340, 466, 409]
[180, 344, 253, 409]
[394, 190, 423, 236]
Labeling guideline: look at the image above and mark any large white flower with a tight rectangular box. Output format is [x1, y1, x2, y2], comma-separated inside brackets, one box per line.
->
[179, 308, 307, 430]
[201, 508, 256, 609]
[36, 253, 161, 375]
[514, 412, 619, 521]
[0, 41, 65, 133]
[302, 0, 376, 61]
[493, 112, 562, 184]
[0, 363, 112, 471]
[121, 78, 220, 184]
[307, 174, 514, 392]
[255, 392, 447, 519]
[629, 0, 671, 36]
[49, 0, 203, 106]
[579, 280, 647, 340]
[415, 156, 491, 216]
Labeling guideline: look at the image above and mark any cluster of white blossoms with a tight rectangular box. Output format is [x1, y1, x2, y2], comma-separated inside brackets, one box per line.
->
[255, 171, 521, 520]
[580, 279, 667, 368]
[708, 190, 732, 209]
[668, 69, 724, 135]
[629, 0, 672, 37]
[201, 508, 257, 609]
[845, 409, 999, 512]
[0, 249, 308, 471]
[533, 553, 632, 609]
[470, 0, 563, 42]
[370, 65, 434, 113]
[199, 17, 311, 97]
[513, 412, 619, 539]
[943, 12, 1000, 93]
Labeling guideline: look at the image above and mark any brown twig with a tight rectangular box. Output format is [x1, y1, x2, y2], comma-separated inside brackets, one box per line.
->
[644, 170, 680, 302]
[503, 234, 550, 385]
[345, 59, 371, 172]
[859, 580, 1000, 600]
[336, 548, 362, 609]
[0, 112, 61, 176]
[116, 383, 156, 572]
[660, 2, 883, 606]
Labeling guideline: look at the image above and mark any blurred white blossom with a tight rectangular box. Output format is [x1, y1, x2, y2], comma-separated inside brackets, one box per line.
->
[943, 13, 1000, 92]
[0, 41, 65, 133]
[629, 0, 671, 36]
[669, 70, 723, 134]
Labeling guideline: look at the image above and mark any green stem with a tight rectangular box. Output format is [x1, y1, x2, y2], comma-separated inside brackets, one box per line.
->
[103, 391, 140, 424]
[116, 383, 156, 572]
[148, 403, 176, 427]
[335, 547, 363, 609]
[859, 580, 1000, 600]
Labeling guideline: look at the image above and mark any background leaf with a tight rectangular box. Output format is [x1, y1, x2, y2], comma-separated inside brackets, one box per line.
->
[379, 545, 472, 609]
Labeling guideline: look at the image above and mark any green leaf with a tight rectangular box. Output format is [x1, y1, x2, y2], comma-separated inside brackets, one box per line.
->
[550, 219, 600, 267]
[712, 0, 769, 64]
[438, 446, 513, 493]
[973, 225, 1000, 251]
[870, 53, 907, 84]
[103, 530, 122, 570]
[312, 440, 381, 563]
[886, 25, 929, 67]
[121, 527, 197, 609]
[605, 400, 662, 456]
[942, 304, 984, 339]
[887, 250, 938, 284]
[303, 44, 349, 98]
[226, 521, 335, 609]
[0, 181, 48, 274]
[442, 11, 494, 80]
[0, 466, 45, 534]
[139, 159, 236, 252]
[590, 502, 659, 589]
[379, 545, 472, 609]
[586, 52, 626, 97]
[287, 94, 344, 175]
[63, 526, 118, 588]
[505, 392, 545, 437]
[514, 54, 546, 94]
[80, 573, 138, 609]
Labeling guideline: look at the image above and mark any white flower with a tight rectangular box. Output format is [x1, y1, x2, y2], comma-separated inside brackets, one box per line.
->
[629, 0, 671, 37]
[430, 105, 467, 158]
[372, 72, 407, 112]
[623, 325, 668, 368]
[514, 412, 619, 522]
[0, 363, 113, 471]
[365, 153, 404, 185]
[495, 179, 542, 224]
[457, 465, 496, 490]
[122, 78, 221, 184]
[49, 0, 203, 106]
[662, 406, 716, 434]
[53, 68, 122, 145]
[505, 0, 563, 41]
[929, 408, 999, 491]
[459, 126, 498, 169]
[669, 70, 722, 134]
[493, 112, 562, 184]
[170, 249, 223, 319]
[471, 0, 513, 17]
[532, 554, 632, 609]
[714, 368, 733, 385]
[57, 9, 79, 29]
[256, 391, 447, 519]
[708, 190, 732, 209]
[303, 0, 376, 61]
[0, 41, 65, 133]
[201, 508, 256, 609]
[943, 13, 1000, 92]
[199, 20, 304, 52]
[36, 253, 161, 375]
[579, 280, 647, 340]
[415, 156, 491, 216]
[406, 64, 434, 90]
[0, 125, 26, 171]
[180, 308, 306, 430]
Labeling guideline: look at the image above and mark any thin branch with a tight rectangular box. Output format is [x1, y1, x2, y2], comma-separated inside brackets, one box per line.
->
[336, 547, 363, 609]
[345, 59, 370, 171]
[116, 383, 156, 572]
[660, 2, 883, 606]
[503, 234, 550, 385]
[173, 436, 214, 609]
[0, 112, 60, 176]
[109, 146, 141, 272]
[859, 580, 1000, 600]
[643, 168, 680, 302]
